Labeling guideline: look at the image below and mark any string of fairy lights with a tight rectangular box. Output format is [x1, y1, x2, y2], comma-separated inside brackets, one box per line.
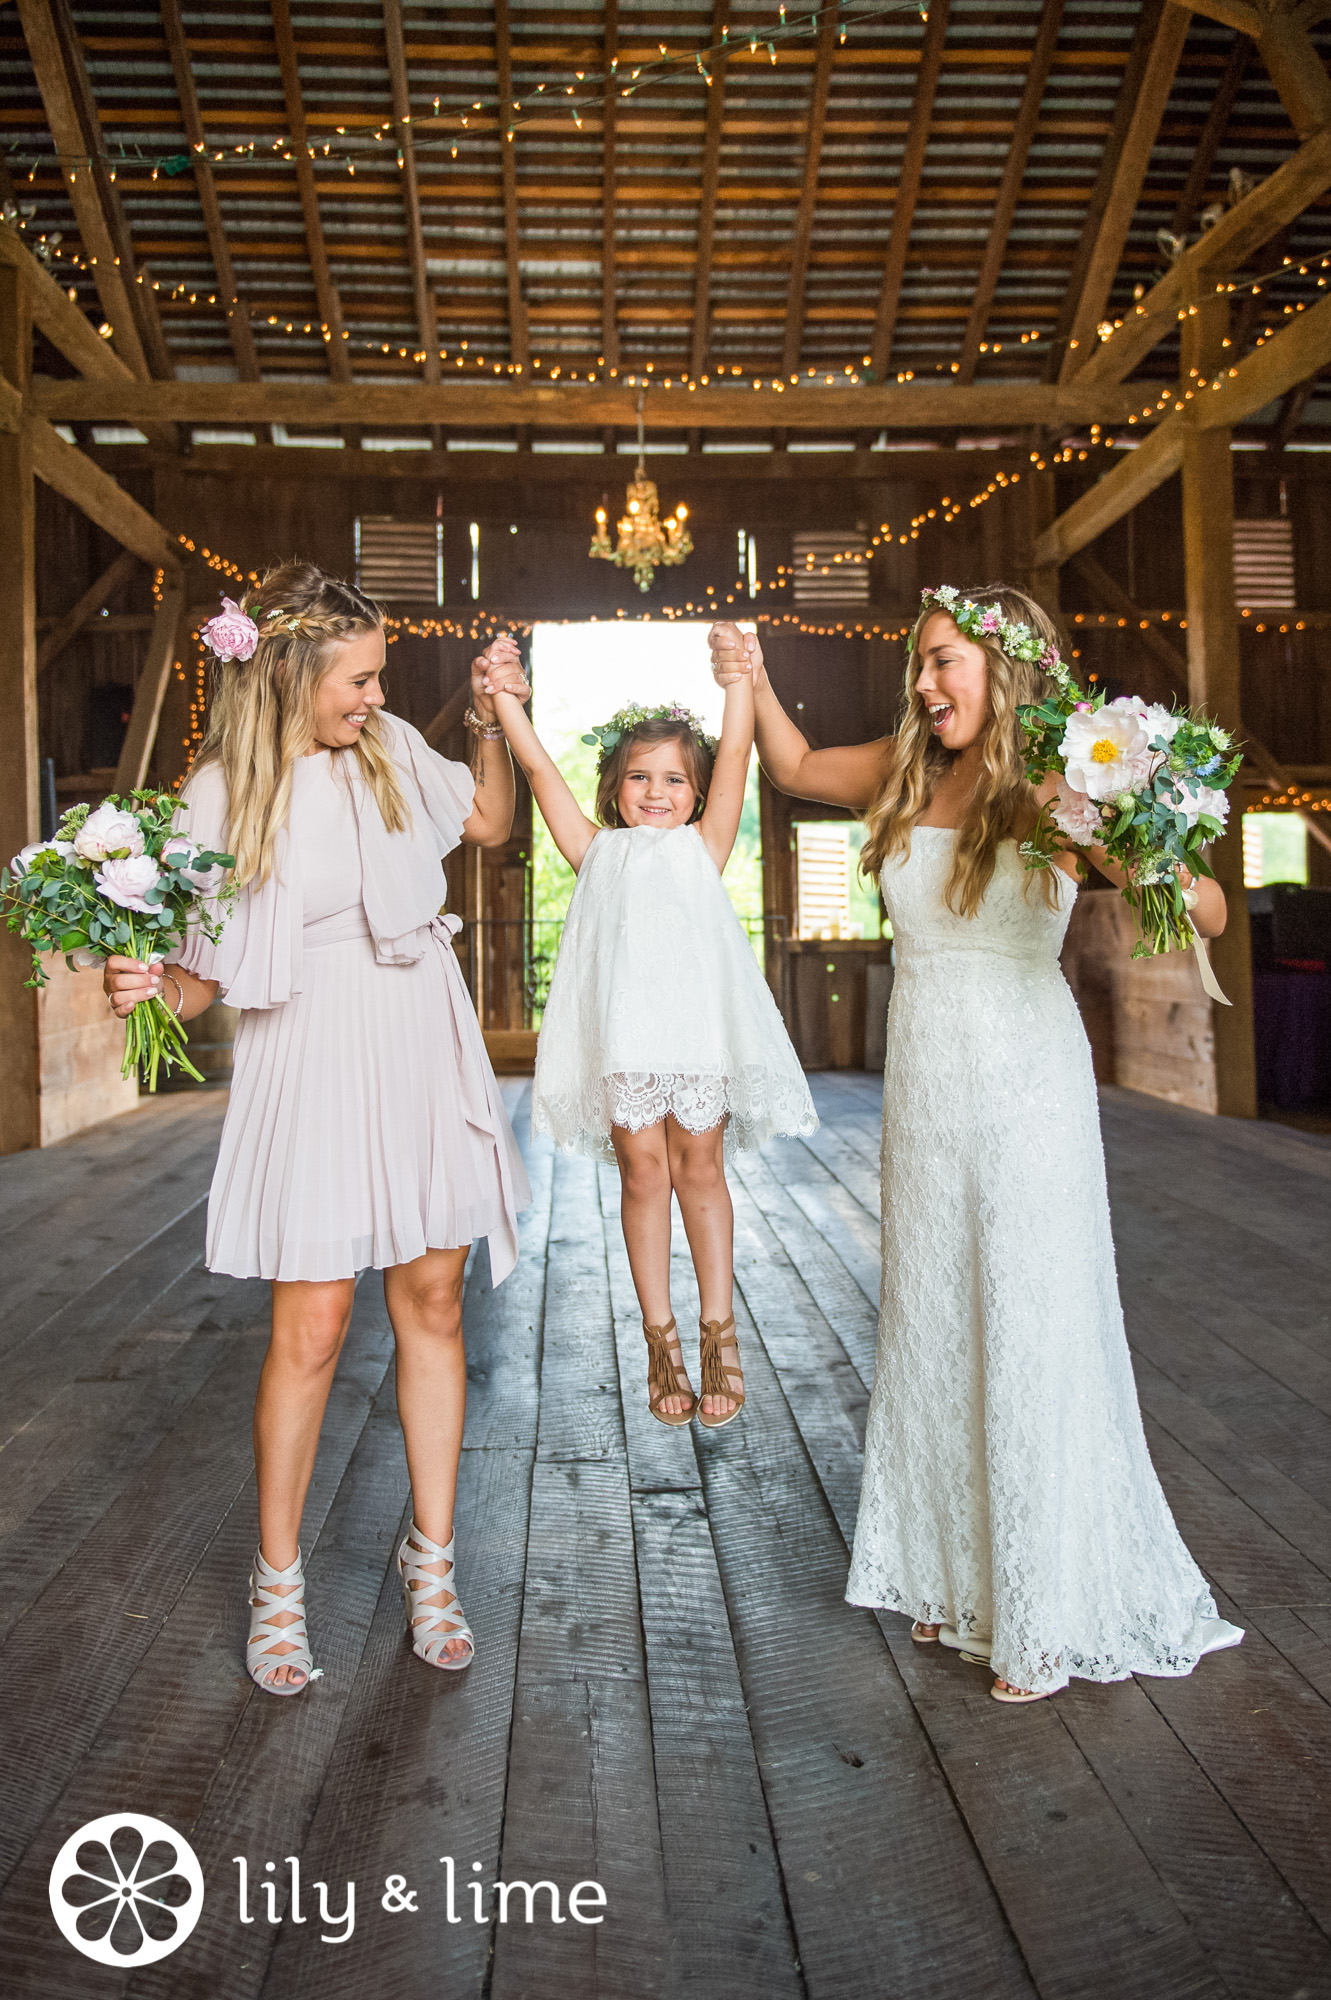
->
[3, 1, 928, 187]
[158, 526, 1331, 817]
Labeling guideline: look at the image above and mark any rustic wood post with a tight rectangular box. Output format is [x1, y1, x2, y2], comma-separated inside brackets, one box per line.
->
[0, 258, 41, 1152]
[1179, 287, 1258, 1119]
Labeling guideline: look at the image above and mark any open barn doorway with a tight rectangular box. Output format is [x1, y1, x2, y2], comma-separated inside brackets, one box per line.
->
[523, 620, 763, 1023]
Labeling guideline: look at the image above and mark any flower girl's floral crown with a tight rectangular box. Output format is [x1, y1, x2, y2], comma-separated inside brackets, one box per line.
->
[200, 594, 311, 664]
[581, 701, 718, 762]
[918, 585, 1075, 694]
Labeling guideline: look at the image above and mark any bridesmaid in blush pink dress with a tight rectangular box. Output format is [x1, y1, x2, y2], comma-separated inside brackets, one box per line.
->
[105, 563, 531, 1694]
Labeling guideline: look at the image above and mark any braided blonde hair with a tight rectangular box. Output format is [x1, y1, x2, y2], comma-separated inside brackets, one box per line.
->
[861, 583, 1064, 916]
[196, 561, 409, 886]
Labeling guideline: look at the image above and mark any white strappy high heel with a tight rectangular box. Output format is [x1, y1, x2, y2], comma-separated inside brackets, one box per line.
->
[247, 1547, 320, 1696]
[397, 1521, 475, 1671]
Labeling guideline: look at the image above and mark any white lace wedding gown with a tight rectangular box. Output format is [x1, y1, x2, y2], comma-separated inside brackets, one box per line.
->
[533, 822, 816, 1157]
[845, 828, 1223, 1695]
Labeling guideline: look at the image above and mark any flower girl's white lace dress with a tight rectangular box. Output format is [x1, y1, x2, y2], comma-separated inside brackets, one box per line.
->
[846, 828, 1230, 1696]
[533, 822, 816, 1157]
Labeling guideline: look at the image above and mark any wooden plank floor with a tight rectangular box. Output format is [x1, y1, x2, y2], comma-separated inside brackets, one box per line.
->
[3, 1075, 1331, 1999]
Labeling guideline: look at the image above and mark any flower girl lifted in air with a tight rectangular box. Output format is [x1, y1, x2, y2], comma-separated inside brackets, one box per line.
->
[480, 636, 816, 1428]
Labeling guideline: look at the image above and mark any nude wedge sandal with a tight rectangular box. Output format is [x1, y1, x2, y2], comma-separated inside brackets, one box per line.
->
[398, 1521, 474, 1671]
[697, 1314, 745, 1429]
[642, 1317, 698, 1428]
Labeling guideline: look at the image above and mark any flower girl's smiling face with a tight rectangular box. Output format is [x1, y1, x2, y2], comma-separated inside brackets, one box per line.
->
[616, 737, 699, 828]
[311, 627, 387, 751]
[914, 612, 990, 752]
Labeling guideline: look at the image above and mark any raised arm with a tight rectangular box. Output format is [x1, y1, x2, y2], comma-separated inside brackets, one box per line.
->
[460, 639, 525, 849]
[698, 667, 754, 872]
[482, 645, 598, 872]
[709, 621, 892, 811]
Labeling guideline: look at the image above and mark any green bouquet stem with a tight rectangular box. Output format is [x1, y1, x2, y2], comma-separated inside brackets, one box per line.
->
[120, 990, 205, 1091]
[120, 917, 204, 1091]
[1122, 880, 1195, 963]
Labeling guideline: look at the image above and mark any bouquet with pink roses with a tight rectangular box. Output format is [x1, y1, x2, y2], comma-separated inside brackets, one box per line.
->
[1, 791, 235, 1089]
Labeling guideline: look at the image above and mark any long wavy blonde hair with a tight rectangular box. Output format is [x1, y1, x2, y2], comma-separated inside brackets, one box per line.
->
[195, 561, 409, 886]
[861, 583, 1064, 916]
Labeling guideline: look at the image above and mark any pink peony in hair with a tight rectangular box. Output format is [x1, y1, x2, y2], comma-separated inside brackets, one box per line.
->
[201, 596, 259, 663]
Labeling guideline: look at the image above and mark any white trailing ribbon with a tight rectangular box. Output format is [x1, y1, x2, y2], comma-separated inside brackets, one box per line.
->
[1189, 924, 1230, 1006]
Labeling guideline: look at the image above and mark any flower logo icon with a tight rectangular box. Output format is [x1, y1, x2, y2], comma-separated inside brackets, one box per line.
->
[48, 1812, 204, 1967]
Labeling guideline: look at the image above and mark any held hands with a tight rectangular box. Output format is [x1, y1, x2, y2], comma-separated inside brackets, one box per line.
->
[471, 634, 531, 721]
[708, 621, 767, 693]
[103, 954, 163, 1020]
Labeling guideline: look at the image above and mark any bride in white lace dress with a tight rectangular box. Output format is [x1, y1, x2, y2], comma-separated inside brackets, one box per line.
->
[710, 591, 1242, 1703]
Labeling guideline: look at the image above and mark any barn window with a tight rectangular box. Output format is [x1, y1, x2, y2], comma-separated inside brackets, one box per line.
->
[791, 531, 870, 605]
[1232, 518, 1296, 608]
[354, 515, 443, 604]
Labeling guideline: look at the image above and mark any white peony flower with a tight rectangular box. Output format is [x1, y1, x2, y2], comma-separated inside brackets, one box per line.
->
[1060, 698, 1152, 801]
[160, 838, 227, 895]
[74, 803, 145, 862]
[95, 853, 162, 913]
[10, 837, 75, 875]
[1137, 701, 1182, 745]
[1175, 781, 1230, 831]
[1048, 777, 1106, 845]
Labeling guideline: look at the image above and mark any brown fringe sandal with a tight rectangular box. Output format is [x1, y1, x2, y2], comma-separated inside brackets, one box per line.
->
[643, 1317, 698, 1428]
[697, 1314, 746, 1429]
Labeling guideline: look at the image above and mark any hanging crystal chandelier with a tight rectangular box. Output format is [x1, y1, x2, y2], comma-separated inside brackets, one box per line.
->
[589, 395, 693, 592]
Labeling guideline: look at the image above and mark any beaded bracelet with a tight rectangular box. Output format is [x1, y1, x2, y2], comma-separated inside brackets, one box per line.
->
[464, 706, 506, 740]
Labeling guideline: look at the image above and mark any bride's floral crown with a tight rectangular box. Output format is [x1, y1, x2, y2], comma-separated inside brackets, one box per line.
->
[919, 585, 1074, 694]
[581, 701, 718, 762]
[200, 594, 309, 664]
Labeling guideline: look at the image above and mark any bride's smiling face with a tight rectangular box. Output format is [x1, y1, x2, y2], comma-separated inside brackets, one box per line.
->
[913, 612, 990, 752]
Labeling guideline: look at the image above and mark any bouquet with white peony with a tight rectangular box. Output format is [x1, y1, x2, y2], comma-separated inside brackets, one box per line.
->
[1018, 684, 1241, 963]
[1, 791, 234, 1089]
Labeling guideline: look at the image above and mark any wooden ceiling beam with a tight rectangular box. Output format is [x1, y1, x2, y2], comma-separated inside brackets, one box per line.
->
[1255, 4, 1331, 140]
[28, 414, 183, 570]
[957, 0, 1065, 386]
[382, 0, 439, 403]
[33, 378, 1154, 427]
[1073, 121, 1331, 388]
[159, 0, 260, 383]
[46, 0, 174, 382]
[1169, 31, 1252, 236]
[0, 220, 134, 382]
[782, 9, 838, 378]
[601, 0, 619, 369]
[870, 0, 952, 378]
[14, 0, 151, 382]
[690, 0, 731, 378]
[270, 0, 351, 383]
[1035, 288, 1331, 567]
[494, 0, 529, 371]
[86, 440, 1040, 486]
[1059, 0, 1191, 381]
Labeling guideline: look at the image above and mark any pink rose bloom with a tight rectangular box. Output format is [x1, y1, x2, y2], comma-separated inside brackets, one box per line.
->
[979, 607, 1001, 633]
[73, 802, 144, 862]
[161, 838, 227, 895]
[1049, 776, 1105, 845]
[201, 596, 259, 663]
[95, 854, 162, 914]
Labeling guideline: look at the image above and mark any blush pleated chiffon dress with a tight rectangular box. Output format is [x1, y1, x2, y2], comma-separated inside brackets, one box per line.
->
[175, 712, 530, 1285]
